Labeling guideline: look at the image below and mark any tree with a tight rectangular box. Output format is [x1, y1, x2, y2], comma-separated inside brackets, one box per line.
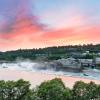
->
[0, 78, 100, 100]
[72, 81, 87, 100]
[72, 81, 100, 100]
[86, 81, 98, 99]
[0, 79, 31, 100]
[96, 84, 100, 99]
[36, 78, 72, 100]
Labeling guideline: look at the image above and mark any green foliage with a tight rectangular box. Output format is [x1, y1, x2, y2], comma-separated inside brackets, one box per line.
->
[86, 82, 97, 99]
[0, 44, 100, 61]
[73, 81, 87, 100]
[84, 54, 94, 59]
[96, 85, 100, 98]
[0, 78, 100, 100]
[36, 78, 72, 100]
[0, 79, 30, 100]
[73, 81, 100, 100]
[47, 55, 61, 60]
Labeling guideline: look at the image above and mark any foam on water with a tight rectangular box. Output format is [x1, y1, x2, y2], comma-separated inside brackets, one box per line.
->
[0, 61, 100, 80]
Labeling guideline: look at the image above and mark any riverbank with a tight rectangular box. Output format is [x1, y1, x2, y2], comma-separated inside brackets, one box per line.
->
[0, 69, 100, 88]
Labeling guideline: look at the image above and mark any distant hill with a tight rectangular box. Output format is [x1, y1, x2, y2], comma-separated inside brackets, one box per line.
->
[0, 44, 100, 61]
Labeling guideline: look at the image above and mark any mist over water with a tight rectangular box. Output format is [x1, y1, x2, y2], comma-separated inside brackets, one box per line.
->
[0, 60, 100, 80]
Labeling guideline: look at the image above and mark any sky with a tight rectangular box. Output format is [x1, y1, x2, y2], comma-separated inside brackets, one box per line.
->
[0, 0, 100, 51]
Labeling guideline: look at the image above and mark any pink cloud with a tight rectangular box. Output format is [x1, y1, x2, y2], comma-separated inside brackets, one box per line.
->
[0, 1, 100, 51]
[0, 24, 100, 51]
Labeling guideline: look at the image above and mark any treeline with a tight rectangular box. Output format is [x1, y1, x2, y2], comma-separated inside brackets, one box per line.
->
[0, 78, 100, 100]
[0, 44, 100, 61]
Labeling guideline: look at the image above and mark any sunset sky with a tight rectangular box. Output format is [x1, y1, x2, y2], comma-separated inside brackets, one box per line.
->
[0, 0, 100, 51]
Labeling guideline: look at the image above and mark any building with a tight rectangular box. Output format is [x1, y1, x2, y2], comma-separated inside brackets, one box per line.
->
[79, 59, 96, 69]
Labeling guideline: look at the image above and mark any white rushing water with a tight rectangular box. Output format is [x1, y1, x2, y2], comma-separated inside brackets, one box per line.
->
[0, 61, 100, 80]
